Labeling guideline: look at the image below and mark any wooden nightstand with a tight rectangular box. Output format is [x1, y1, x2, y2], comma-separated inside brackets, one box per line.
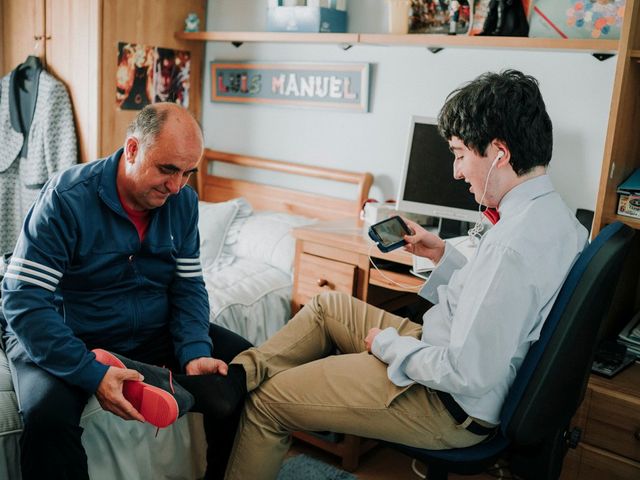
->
[291, 218, 423, 314]
[561, 363, 640, 479]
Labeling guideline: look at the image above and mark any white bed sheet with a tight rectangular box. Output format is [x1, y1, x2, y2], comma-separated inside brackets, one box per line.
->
[204, 258, 292, 346]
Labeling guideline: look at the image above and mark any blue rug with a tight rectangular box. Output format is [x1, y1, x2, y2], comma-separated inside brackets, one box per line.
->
[277, 454, 357, 480]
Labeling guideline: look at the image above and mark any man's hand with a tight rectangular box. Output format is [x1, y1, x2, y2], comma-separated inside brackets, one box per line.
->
[365, 327, 383, 353]
[95, 367, 145, 422]
[185, 357, 228, 376]
[402, 218, 446, 264]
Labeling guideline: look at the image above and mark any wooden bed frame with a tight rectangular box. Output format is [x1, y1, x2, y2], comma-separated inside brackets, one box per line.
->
[197, 149, 373, 219]
[196, 149, 377, 471]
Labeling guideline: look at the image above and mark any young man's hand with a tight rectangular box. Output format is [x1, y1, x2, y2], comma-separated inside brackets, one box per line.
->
[95, 367, 146, 422]
[365, 327, 383, 353]
[185, 357, 229, 376]
[402, 218, 446, 263]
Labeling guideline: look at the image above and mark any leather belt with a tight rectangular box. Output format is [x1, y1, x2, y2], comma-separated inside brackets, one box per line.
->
[436, 390, 497, 436]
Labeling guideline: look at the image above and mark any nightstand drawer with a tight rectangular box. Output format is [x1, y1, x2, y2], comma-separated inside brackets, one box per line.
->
[295, 253, 357, 305]
[576, 443, 640, 480]
[583, 390, 640, 462]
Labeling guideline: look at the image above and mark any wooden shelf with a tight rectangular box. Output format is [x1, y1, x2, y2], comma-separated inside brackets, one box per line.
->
[358, 34, 618, 53]
[175, 31, 358, 45]
[603, 213, 640, 230]
[175, 30, 618, 54]
[369, 268, 424, 292]
[631, 49, 640, 58]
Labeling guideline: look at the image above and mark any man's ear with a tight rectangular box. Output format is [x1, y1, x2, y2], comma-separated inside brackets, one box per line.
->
[124, 137, 139, 164]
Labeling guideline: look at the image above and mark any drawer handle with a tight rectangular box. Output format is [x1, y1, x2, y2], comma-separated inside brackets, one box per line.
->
[635, 429, 640, 442]
[317, 278, 329, 287]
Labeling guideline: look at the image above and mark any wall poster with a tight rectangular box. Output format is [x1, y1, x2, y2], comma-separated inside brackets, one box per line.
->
[116, 42, 191, 110]
[211, 62, 370, 112]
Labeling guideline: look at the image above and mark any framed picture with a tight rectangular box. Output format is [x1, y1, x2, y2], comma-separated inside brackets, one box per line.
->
[529, 0, 624, 40]
[211, 62, 370, 112]
[409, 0, 471, 35]
[116, 42, 190, 110]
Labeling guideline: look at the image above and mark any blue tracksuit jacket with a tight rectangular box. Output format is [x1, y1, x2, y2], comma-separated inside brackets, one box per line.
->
[1, 149, 211, 393]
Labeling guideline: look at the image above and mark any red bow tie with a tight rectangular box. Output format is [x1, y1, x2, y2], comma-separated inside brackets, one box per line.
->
[483, 208, 500, 225]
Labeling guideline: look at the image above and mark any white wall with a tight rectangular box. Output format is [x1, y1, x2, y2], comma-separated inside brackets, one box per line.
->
[201, 0, 617, 213]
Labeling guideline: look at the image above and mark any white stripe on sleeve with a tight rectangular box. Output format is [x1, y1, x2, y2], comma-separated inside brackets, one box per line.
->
[176, 258, 201, 264]
[10, 257, 63, 277]
[7, 265, 60, 286]
[4, 272, 57, 292]
[177, 264, 201, 271]
[176, 271, 203, 278]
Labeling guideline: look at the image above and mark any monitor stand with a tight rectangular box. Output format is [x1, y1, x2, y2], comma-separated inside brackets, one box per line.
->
[438, 218, 471, 240]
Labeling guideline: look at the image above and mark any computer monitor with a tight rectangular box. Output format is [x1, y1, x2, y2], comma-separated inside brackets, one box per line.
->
[396, 115, 479, 223]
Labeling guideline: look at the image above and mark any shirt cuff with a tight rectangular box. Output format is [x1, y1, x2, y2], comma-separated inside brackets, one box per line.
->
[371, 327, 399, 361]
[85, 361, 110, 394]
[179, 341, 213, 369]
[418, 242, 467, 303]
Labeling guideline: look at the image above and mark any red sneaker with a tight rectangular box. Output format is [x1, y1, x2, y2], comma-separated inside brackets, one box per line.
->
[93, 349, 179, 428]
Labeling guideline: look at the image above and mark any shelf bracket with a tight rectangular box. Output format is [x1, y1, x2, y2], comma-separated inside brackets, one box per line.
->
[592, 52, 615, 62]
[427, 47, 443, 54]
[339, 43, 353, 51]
[231, 41, 244, 48]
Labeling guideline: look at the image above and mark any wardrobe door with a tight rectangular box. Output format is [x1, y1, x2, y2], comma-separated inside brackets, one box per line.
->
[0, 0, 45, 76]
[45, 0, 100, 163]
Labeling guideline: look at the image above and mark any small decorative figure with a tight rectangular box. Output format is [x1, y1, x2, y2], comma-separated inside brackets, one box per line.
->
[479, 0, 529, 37]
[184, 13, 200, 33]
[448, 1, 460, 35]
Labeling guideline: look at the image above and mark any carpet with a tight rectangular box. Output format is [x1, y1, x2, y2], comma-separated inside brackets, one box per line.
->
[277, 454, 358, 480]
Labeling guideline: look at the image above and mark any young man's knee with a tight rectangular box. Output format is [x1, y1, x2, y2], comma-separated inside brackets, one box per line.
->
[312, 291, 352, 311]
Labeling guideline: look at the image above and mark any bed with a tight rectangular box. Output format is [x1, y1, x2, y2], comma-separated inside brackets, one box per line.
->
[0, 149, 372, 479]
[197, 149, 372, 345]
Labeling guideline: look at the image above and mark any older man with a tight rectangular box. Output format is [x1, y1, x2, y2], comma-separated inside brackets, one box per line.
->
[1, 103, 250, 480]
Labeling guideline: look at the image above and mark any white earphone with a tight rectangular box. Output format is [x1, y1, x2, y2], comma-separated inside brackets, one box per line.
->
[491, 150, 505, 167]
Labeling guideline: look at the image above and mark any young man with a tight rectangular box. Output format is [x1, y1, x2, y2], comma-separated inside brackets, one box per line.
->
[1, 103, 251, 480]
[216, 70, 588, 479]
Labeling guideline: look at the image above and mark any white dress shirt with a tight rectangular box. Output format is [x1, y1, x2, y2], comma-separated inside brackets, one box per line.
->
[372, 175, 588, 424]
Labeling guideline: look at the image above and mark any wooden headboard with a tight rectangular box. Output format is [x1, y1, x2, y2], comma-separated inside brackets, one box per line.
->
[197, 149, 373, 221]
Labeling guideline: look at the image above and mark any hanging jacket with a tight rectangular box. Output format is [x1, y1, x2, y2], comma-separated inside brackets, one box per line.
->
[1, 149, 212, 394]
[0, 56, 77, 256]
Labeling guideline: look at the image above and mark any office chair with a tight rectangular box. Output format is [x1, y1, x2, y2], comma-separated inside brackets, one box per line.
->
[387, 221, 635, 480]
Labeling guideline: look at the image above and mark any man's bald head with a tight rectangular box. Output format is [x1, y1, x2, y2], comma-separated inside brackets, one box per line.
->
[125, 102, 203, 152]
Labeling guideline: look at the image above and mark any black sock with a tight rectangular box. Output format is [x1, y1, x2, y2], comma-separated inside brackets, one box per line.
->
[175, 364, 247, 419]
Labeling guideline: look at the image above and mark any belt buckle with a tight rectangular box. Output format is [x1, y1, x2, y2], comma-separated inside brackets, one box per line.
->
[458, 416, 474, 430]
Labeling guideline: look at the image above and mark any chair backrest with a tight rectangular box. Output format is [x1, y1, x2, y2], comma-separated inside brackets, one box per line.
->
[499, 222, 635, 445]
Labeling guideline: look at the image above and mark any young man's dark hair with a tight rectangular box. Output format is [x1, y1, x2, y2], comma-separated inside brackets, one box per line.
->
[438, 69, 553, 176]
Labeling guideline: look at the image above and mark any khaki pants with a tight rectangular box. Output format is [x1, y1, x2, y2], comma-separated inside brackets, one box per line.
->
[225, 292, 487, 480]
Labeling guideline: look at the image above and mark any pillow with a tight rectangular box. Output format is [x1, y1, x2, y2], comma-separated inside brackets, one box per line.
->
[231, 211, 316, 273]
[198, 198, 252, 270]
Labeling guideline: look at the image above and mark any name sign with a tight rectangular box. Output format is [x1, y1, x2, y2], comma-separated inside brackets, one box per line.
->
[211, 62, 369, 112]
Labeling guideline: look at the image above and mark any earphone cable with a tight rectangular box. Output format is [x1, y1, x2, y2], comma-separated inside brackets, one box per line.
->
[468, 156, 498, 244]
[367, 243, 423, 291]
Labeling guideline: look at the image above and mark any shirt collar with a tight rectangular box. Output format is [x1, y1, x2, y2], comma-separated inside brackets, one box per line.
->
[98, 148, 126, 216]
[498, 174, 554, 220]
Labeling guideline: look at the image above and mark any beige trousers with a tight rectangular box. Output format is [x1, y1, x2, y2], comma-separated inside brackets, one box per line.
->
[225, 292, 487, 480]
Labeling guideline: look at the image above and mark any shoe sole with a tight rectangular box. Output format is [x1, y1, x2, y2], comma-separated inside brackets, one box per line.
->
[92, 349, 179, 428]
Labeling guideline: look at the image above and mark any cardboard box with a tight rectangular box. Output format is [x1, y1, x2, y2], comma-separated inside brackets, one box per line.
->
[267, 6, 347, 33]
[617, 169, 640, 219]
